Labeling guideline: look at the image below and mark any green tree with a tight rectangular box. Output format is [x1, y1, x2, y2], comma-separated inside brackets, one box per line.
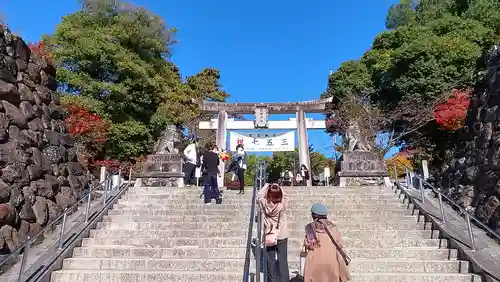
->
[267, 147, 334, 182]
[385, 1, 416, 29]
[323, 0, 500, 166]
[45, 0, 228, 161]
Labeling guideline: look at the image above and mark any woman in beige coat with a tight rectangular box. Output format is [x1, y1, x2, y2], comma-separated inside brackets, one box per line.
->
[303, 203, 351, 282]
[257, 183, 290, 282]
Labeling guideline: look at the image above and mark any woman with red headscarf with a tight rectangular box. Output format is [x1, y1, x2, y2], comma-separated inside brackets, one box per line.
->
[257, 183, 290, 282]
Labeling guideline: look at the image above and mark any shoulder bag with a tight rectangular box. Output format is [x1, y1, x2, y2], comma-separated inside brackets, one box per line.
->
[321, 222, 351, 265]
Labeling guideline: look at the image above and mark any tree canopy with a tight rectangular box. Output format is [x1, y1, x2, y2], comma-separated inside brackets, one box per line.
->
[323, 0, 500, 166]
[37, 0, 229, 168]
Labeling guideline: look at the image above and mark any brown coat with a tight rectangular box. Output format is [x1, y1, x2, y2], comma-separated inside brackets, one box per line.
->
[303, 223, 351, 282]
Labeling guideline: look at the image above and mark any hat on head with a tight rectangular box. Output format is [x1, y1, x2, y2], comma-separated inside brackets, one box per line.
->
[311, 203, 328, 216]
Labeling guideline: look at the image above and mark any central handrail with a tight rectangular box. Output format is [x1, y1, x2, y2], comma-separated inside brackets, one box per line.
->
[241, 164, 260, 282]
[242, 160, 267, 282]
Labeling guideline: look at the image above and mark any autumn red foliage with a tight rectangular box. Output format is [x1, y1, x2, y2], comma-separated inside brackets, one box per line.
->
[65, 104, 108, 142]
[433, 88, 472, 131]
[63, 103, 109, 170]
[28, 41, 53, 65]
[94, 159, 121, 174]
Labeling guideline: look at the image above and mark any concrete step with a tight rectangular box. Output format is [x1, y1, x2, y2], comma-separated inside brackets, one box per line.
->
[126, 186, 390, 193]
[89, 228, 437, 239]
[81, 237, 447, 249]
[127, 192, 400, 198]
[346, 273, 480, 282]
[102, 213, 417, 222]
[111, 202, 407, 210]
[106, 207, 415, 217]
[60, 258, 468, 273]
[101, 214, 419, 224]
[95, 221, 426, 230]
[121, 193, 401, 201]
[50, 270, 480, 282]
[116, 198, 402, 205]
[72, 246, 457, 260]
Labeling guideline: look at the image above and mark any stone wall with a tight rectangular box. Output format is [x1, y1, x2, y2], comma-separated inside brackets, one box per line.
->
[0, 25, 88, 252]
[438, 46, 500, 234]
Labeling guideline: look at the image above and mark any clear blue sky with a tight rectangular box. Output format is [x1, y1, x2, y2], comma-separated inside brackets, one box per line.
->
[3, 0, 399, 159]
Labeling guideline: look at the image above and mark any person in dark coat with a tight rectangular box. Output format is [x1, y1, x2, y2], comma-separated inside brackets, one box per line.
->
[235, 144, 248, 194]
[201, 142, 222, 204]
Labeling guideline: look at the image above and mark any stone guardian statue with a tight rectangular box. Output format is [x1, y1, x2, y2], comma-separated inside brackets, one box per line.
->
[154, 125, 179, 154]
[345, 121, 372, 152]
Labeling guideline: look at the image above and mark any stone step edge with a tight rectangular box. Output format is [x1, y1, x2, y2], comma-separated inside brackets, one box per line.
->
[107, 208, 414, 212]
[73, 246, 452, 251]
[76, 245, 448, 250]
[50, 270, 478, 276]
[90, 228, 428, 232]
[97, 220, 421, 224]
[83, 236, 442, 241]
[62, 258, 463, 263]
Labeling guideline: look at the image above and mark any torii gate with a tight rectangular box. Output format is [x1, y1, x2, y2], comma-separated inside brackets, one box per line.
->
[195, 97, 333, 186]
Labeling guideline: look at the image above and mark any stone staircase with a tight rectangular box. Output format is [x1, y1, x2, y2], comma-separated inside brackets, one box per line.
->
[50, 184, 252, 282]
[50, 184, 481, 282]
[283, 186, 481, 282]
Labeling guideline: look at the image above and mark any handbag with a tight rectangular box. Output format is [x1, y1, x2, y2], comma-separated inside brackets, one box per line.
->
[264, 211, 282, 247]
[321, 222, 351, 266]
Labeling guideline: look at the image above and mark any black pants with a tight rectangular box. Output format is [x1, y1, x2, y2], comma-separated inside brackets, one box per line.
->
[266, 238, 290, 282]
[203, 173, 221, 204]
[237, 168, 245, 191]
[183, 162, 196, 185]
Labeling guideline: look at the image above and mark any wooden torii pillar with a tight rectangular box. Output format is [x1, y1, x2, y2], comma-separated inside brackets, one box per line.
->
[194, 98, 333, 187]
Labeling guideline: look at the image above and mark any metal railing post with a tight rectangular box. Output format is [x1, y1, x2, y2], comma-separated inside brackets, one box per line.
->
[103, 176, 109, 205]
[17, 237, 31, 282]
[419, 178, 425, 203]
[404, 166, 409, 188]
[465, 213, 476, 250]
[129, 167, 133, 184]
[438, 188, 446, 223]
[255, 206, 261, 282]
[118, 167, 122, 189]
[58, 211, 68, 250]
[85, 184, 93, 223]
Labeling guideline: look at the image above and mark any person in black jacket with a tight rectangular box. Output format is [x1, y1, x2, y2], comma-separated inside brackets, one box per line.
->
[201, 142, 222, 204]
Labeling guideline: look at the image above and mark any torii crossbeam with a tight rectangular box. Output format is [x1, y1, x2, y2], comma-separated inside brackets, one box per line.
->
[194, 98, 333, 186]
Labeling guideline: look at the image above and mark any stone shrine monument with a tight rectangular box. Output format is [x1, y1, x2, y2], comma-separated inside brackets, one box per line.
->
[338, 122, 390, 187]
[137, 125, 184, 187]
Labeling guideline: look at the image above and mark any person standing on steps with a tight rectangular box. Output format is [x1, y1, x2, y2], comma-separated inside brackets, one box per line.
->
[201, 142, 222, 205]
[300, 164, 310, 186]
[235, 144, 247, 194]
[257, 183, 290, 282]
[302, 203, 351, 282]
[183, 136, 198, 187]
[296, 172, 303, 186]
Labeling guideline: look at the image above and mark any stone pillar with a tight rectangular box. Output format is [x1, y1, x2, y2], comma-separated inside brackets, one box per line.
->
[216, 111, 227, 188]
[422, 160, 429, 180]
[296, 109, 312, 186]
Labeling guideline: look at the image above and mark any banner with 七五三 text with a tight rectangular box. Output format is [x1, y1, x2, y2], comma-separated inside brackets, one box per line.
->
[228, 131, 295, 152]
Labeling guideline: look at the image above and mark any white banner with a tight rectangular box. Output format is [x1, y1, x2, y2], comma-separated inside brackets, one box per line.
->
[229, 131, 295, 152]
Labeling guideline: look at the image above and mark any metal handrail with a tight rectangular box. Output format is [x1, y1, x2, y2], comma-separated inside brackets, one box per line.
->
[29, 173, 134, 282]
[241, 163, 262, 282]
[0, 167, 132, 281]
[255, 161, 267, 282]
[397, 164, 500, 250]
